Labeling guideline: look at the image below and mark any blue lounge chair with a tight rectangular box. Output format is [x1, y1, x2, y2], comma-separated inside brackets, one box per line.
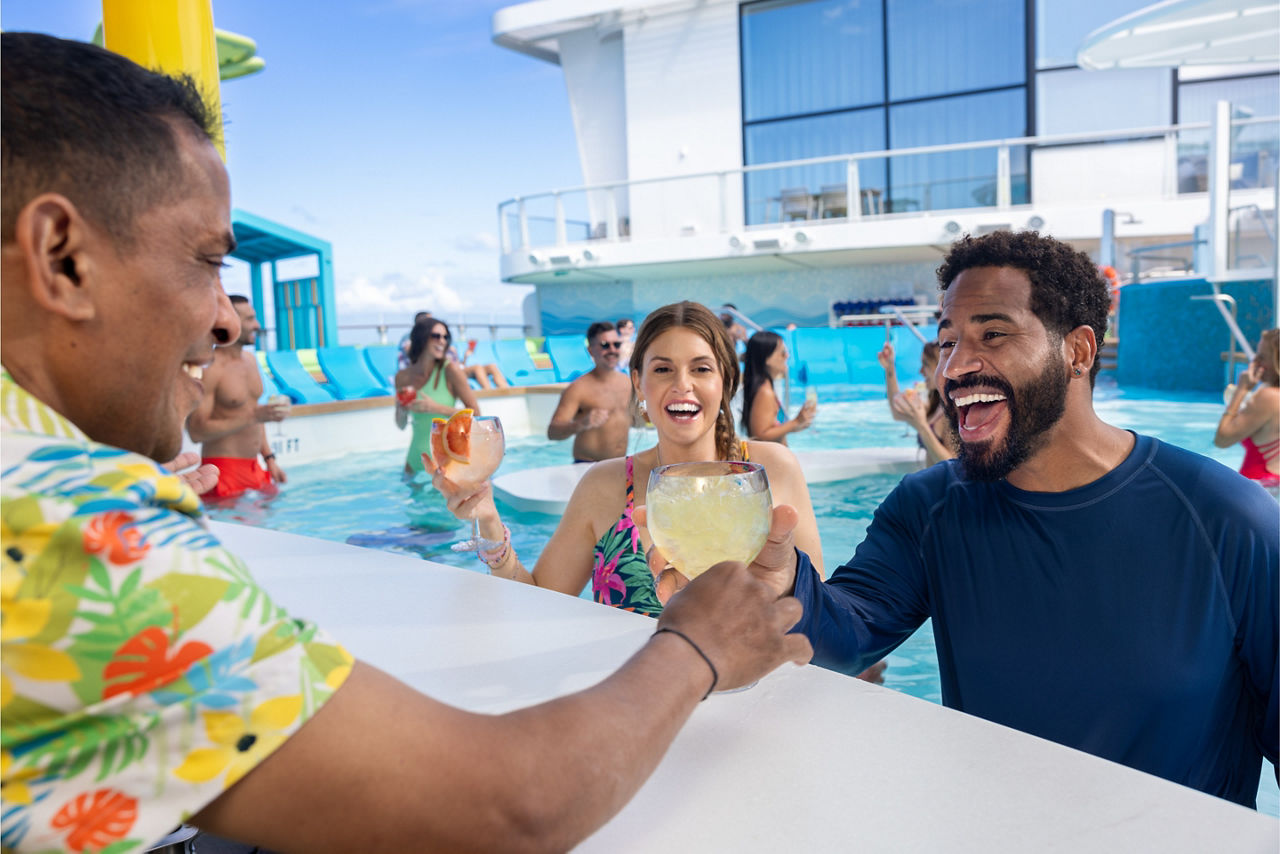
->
[256, 356, 289, 403]
[362, 345, 400, 389]
[493, 339, 559, 386]
[792, 328, 850, 385]
[265, 350, 337, 404]
[544, 334, 594, 382]
[317, 347, 389, 399]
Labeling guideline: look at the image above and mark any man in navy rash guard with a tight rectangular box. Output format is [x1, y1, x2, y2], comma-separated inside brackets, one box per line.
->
[755, 231, 1278, 807]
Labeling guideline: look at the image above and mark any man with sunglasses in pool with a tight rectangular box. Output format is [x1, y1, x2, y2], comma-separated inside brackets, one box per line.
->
[547, 320, 637, 462]
[0, 34, 811, 852]
[741, 230, 1277, 808]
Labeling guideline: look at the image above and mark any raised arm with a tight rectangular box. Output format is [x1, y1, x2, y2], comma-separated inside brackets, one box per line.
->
[877, 341, 900, 401]
[192, 563, 812, 853]
[433, 460, 616, 596]
[1215, 370, 1278, 447]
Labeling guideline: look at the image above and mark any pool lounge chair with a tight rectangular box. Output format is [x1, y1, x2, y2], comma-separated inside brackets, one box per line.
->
[493, 339, 559, 386]
[316, 346, 389, 399]
[362, 344, 400, 389]
[544, 334, 594, 382]
[265, 350, 338, 404]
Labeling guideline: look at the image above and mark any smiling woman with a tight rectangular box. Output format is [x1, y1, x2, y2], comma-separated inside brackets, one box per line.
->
[432, 300, 826, 615]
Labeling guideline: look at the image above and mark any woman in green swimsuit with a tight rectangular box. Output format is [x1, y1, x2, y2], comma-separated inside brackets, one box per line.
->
[435, 301, 824, 612]
[394, 318, 481, 474]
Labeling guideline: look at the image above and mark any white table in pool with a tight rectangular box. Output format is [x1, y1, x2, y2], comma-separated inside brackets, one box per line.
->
[213, 521, 1278, 852]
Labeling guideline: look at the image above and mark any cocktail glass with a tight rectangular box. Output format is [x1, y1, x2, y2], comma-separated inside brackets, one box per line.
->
[267, 394, 290, 438]
[433, 415, 506, 552]
[646, 460, 772, 692]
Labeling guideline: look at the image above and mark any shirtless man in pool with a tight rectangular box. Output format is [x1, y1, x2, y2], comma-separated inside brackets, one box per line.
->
[187, 295, 289, 499]
[547, 321, 636, 462]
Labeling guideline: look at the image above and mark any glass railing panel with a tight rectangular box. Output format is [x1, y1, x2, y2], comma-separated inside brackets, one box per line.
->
[744, 157, 888, 225]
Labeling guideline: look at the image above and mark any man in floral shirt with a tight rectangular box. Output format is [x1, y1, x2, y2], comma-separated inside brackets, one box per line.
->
[1, 34, 811, 853]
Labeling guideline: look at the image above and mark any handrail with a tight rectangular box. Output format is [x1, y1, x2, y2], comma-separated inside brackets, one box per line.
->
[1191, 289, 1255, 389]
[497, 116, 1277, 208]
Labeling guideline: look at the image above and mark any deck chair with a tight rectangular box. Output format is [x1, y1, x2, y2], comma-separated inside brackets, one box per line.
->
[493, 338, 559, 386]
[545, 334, 594, 382]
[362, 345, 400, 389]
[255, 355, 289, 403]
[317, 347, 389, 399]
[265, 350, 338, 404]
[779, 187, 814, 222]
[792, 328, 851, 385]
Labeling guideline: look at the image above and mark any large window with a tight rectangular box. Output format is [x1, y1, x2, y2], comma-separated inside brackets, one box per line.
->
[1176, 73, 1280, 193]
[741, 0, 1029, 223]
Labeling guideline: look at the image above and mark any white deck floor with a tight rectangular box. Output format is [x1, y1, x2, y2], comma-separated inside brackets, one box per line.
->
[214, 520, 1278, 852]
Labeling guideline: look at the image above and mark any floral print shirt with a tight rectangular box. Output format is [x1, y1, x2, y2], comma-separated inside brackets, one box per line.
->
[0, 371, 352, 853]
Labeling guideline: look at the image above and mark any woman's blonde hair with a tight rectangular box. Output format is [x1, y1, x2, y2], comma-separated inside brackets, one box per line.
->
[630, 301, 743, 461]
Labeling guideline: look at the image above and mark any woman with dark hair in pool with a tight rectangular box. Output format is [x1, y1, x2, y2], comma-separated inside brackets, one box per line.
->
[741, 331, 816, 445]
[1215, 327, 1280, 490]
[394, 317, 481, 475]
[877, 338, 956, 467]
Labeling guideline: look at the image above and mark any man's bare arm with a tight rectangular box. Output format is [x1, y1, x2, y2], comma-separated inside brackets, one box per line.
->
[192, 565, 811, 853]
[546, 382, 588, 440]
[187, 370, 283, 443]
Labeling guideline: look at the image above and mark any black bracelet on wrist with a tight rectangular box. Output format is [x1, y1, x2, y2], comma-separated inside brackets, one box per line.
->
[652, 627, 719, 700]
[262, 453, 276, 461]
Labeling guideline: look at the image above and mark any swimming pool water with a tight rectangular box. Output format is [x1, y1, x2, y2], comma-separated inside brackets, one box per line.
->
[205, 380, 1278, 814]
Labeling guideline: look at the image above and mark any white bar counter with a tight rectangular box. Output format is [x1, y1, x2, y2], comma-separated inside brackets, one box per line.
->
[211, 521, 1279, 852]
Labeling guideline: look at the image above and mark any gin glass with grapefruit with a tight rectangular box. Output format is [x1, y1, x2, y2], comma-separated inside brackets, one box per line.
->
[424, 410, 505, 552]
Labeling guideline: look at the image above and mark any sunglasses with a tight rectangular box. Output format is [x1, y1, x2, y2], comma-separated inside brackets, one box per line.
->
[598, 341, 623, 350]
[430, 332, 450, 342]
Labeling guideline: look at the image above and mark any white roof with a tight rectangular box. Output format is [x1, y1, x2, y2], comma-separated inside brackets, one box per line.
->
[1078, 0, 1280, 69]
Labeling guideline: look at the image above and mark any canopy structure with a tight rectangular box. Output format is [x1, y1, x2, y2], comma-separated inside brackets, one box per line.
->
[1077, 0, 1280, 70]
[231, 209, 337, 351]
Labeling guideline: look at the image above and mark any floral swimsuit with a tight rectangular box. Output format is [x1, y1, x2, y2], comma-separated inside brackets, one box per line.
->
[590, 457, 663, 617]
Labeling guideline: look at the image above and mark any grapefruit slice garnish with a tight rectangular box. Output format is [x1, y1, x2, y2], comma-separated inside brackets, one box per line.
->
[444, 409, 473, 464]
[428, 418, 449, 469]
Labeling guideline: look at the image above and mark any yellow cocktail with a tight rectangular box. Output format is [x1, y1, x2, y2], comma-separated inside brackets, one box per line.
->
[646, 461, 772, 580]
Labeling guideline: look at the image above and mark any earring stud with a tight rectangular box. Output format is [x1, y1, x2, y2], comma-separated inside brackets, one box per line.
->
[1073, 368, 1082, 376]
[638, 399, 647, 412]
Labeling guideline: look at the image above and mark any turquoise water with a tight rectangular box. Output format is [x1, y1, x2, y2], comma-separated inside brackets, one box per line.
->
[206, 379, 1278, 814]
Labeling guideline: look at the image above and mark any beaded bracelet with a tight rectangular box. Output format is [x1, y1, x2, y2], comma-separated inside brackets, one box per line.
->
[652, 627, 719, 700]
[479, 523, 512, 570]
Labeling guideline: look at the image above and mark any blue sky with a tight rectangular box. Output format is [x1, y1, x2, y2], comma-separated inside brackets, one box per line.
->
[1, 0, 582, 341]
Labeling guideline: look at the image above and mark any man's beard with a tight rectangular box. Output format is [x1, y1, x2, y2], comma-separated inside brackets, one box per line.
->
[943, 352, 1069, 482]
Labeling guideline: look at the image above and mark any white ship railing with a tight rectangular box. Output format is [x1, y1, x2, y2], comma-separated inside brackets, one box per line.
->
[498, 116, 1279, 255]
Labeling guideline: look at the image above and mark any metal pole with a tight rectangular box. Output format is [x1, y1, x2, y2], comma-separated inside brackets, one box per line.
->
[1100, 209, 1115, 268]
[1207, 101, 1232, 281]
[996, 145, 1012, 209]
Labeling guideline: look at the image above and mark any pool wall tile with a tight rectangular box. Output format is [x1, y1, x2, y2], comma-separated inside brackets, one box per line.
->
[1118, 278, 1274, 392]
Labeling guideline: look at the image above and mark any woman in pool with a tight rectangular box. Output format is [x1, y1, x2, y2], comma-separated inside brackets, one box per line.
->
[436, 301, 824, 613]
[395, 317, 481, 475]
[877, 338, 956, 467]
[1214, 327, 1279, 489]
[741, 330, 817, 445]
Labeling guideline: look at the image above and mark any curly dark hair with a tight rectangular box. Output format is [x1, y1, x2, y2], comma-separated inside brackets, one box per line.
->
[936, 231, 1110, 385]
[2, 32, 219, 246]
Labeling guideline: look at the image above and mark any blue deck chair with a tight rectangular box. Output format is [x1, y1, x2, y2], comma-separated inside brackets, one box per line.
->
[316, 347, 388, 399]
[493, 339, 559, 386]
[466, 339, 511, 386]
[256, 355, 288, 404]
[362, 345, 400, 390]
[544, 334, 594, 382]
[265, 350, 338, 404]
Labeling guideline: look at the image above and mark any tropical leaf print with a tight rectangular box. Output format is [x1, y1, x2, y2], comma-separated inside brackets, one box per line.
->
[65, 563, 171, 705]
[9, 713, 152, 786]
[49, 787, 137, 852]
[102, 626, 213, 700]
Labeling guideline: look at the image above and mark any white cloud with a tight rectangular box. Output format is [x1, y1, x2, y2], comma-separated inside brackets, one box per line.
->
[453, 232, 500, 253]
[337, 270, 466, 314]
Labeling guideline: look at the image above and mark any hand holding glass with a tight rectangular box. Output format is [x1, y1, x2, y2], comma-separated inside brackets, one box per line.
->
[432, 415, 505, 552]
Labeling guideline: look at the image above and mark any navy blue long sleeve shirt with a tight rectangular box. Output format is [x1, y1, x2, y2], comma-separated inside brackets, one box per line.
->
[794, 434, 1278, 807]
